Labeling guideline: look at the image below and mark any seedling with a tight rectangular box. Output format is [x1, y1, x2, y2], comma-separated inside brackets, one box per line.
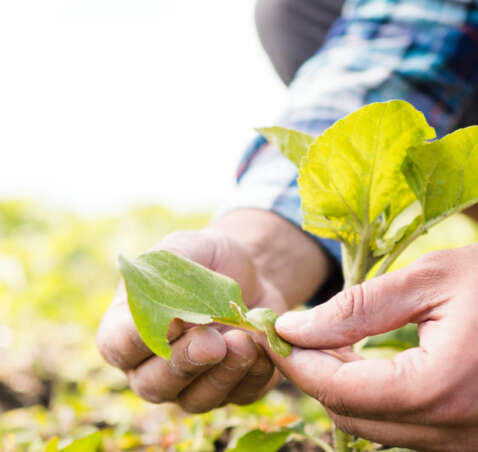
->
[120, 100, 478, 451]
[259, 100, 478, 451]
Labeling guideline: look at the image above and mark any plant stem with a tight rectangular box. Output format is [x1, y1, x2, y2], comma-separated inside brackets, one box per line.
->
[344, 225, 371, 289]
[305, 434, 335, 452]
[335, 230, 373, 452]
[374, 225, 424, 277]
[335, 426, 353, 452]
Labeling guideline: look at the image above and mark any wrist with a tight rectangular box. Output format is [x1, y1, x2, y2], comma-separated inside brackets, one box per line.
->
[209, 208, 333, 309]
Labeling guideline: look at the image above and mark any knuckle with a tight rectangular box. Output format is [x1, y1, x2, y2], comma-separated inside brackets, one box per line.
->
[231, 393, 261, 406]
[248, 357, 273, 378]
[333, 416, 358, 437]
[331, 285, 368, 342]
[319, 384, 354, 418]
[168, 358, 200, 380]
[207, 371, 234, 389]
[178, 396, 211, 414]
[223, 330, 258, 364]
[410, 250, 451, 284]
[128, 372, 169, 404]
[398, 250, 454, 307]
[96, 318, 132, 370]
[333, 284, 366, 322]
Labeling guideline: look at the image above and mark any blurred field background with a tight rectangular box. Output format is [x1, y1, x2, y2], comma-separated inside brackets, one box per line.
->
[2, 0, 478, 450]
[0, 200, 333, 451]
[1, 200, 478, 451]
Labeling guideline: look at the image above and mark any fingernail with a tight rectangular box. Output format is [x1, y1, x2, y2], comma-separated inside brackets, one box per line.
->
[186, 329, 225, 365]
[276, 311, 306, 334]
[186, 340, 208, 365]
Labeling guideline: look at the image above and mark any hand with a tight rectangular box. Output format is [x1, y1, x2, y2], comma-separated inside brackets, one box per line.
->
[271, 245, 478, 451]
[97, 228, 286, 413]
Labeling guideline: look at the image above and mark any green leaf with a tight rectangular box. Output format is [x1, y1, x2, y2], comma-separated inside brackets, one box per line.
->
[119, 251, 291, 359]
[246, 308, 291, 358]
[60, 432, 102, 452]
[349, 437, 377, 452]
[45, 438, 59, 452]
[373, 214, 423, 258]
[402, 126, 478, 227]
[119, 250, 248, 359]
[226, 429, 291, 452]
[298, 100, 435, 247]
[227, 423, 304, 452]
[257, 127, 314, 168]
[363, 324, 419, 350]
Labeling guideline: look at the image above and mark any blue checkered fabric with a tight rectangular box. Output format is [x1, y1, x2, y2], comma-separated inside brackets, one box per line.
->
[218, 0, 478, 298]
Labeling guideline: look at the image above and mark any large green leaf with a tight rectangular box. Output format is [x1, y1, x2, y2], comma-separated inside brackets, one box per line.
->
[119, 251, 291, 359]
[257, 127, 314, 168]
[403, 126, 478, 225]
[298, 101, 435, 247]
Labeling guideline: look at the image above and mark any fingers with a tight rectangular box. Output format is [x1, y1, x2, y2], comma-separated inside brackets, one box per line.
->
[127, 328, 277, 413]
[327, 411, 456, 452]
[177, 330, 260, 412]
[97, 284, 183, 370]
[98, 228, 264, 374]
[276, 255, 450, 349]
[225, 342, 276, 405]
[271, 346, 438, 423]
[127, 326, 227, 404]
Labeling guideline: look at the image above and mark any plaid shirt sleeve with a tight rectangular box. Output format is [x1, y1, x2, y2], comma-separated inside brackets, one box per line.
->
[217, 0, 478, 302]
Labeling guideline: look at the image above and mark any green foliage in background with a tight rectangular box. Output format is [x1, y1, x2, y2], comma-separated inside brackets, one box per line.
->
[1, 199, 478, 451]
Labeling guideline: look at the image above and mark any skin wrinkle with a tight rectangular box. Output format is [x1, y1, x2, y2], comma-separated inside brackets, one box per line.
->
[245, 361, 273, 377]
[95, 0, 478, 442]
[269, 245, 478, 449]
[98, 210, 332, 414]
[185, 334, 224, 368]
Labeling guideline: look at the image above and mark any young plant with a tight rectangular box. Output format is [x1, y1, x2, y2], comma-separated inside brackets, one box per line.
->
[260, 101, 478, 289]
[119, 100, 478, 451]
[259, 99, 478, 451]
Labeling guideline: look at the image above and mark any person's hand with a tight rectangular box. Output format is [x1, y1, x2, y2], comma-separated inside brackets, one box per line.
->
[271, 245, 478, 451]
[97, 229, 287, 413]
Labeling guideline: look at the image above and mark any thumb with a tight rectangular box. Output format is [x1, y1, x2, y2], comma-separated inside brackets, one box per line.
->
[275, 260, 439, 349]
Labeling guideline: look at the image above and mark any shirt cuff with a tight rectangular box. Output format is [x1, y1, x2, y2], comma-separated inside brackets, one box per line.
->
[215, 142, 343, 305]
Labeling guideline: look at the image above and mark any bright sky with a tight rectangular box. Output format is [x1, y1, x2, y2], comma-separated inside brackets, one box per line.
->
[0, 0, 285, 214]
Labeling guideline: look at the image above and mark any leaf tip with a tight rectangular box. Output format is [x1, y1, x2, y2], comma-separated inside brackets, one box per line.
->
[117, 254, 132, 273]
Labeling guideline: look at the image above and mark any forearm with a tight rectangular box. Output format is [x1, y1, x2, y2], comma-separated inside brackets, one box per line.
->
[209, 208, 333, 309]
